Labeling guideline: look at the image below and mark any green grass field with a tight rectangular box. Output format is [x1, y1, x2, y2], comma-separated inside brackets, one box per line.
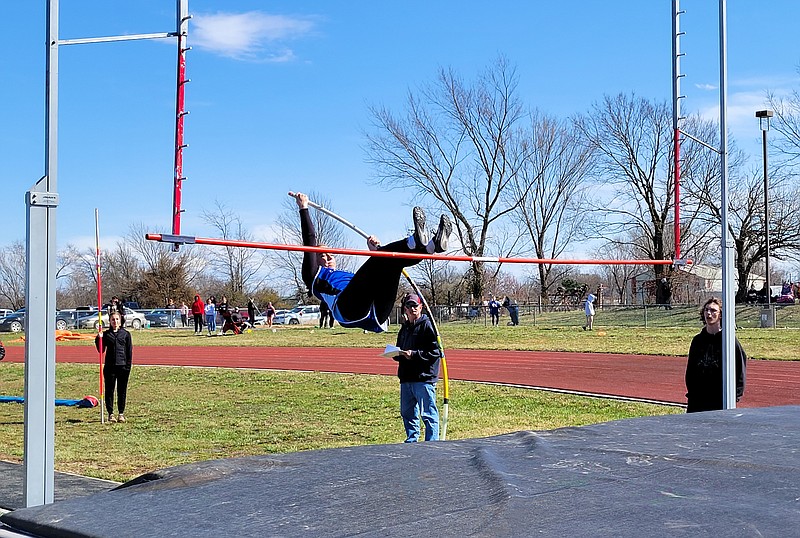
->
[0, 364, 680, 482]
[0, 304, 794, 483]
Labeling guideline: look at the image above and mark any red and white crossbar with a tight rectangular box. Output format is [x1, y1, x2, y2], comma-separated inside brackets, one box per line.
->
[145, 234, 690, 266]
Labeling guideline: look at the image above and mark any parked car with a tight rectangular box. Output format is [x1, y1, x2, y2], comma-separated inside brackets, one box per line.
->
[0, 310, 75, 333]
[0, 308, 14, 319]
[273, 305, 321, 325]
[55, 309, 90, 330]
[76, 307, 147, 330]
[144, 309, 173, 328]
[253, 309, 289, 326]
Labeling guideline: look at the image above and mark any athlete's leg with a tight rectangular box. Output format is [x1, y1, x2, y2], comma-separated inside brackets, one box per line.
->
[337, 238, 421, 322]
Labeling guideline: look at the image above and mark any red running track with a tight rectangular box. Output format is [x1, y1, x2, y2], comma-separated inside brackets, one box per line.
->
[4, 346, 799, 408]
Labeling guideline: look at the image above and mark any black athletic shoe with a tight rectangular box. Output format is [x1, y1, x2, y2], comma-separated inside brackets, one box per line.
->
[433, 214, 452, 253]
[412, 207, 428, 251]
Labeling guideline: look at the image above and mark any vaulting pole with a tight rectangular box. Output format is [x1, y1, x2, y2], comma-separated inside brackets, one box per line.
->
[95, 209, 105, 424]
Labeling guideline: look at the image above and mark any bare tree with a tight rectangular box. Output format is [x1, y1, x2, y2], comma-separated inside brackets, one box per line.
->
[407, 259, 460, 308]
[0, 241, 79, 309]
[575, 94, 676, 277]
[119, 223, 207, 307]
[366, 57, 529, 300]
[0, 242, 26, 309]
[596, 241, 647, 304]
[201, 201, 266, 304]
[768, 83, 800, 169]
[689, 162, 800, 301]
[513, 112, 593, 303]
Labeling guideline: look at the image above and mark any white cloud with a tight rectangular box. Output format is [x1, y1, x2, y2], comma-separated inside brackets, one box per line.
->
[695, 83, 717, 91]
[190, 11, 316, 61]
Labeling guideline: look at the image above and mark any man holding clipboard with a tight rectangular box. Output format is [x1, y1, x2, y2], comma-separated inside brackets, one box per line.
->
[387, 292, 442, 442]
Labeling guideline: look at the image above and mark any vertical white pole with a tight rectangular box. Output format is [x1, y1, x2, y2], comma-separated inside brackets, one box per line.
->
[24, 0, 59, 507]
[718, 0, 736, 409]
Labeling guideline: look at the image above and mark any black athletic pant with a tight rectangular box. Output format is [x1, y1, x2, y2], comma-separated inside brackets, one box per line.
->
[300, 208, 422, 324]
[193, 313, 204, 332]
[104, 365, 131, 415]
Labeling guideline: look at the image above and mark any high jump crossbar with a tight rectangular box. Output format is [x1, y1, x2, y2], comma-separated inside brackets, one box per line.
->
[145, 233, 690, 266]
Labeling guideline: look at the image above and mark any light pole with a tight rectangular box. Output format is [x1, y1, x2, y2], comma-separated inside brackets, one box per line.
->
[756, 109, 773, 305]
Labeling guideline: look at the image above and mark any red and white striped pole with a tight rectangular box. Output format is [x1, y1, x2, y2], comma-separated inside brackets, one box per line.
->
[145, 233, 688, 266]
[94, 209, 104, 424]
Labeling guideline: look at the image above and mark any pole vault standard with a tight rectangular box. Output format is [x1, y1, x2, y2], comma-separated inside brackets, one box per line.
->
[146, 234, 685, 266]
[26, 0, 189, 508]
[671, 1, 736, 409]
[672, 0, 684, 261]
[172, 2, 191, 251]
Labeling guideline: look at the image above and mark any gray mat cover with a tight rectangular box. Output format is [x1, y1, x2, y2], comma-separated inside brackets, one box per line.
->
[2, 406, 799, 537]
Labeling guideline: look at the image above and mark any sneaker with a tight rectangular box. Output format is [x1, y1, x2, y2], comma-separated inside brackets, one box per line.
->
[117, 414, 126, 423]
[412, 207, 428, 251]
[109, 414, 118, 423]
[433, 214, 452, 253]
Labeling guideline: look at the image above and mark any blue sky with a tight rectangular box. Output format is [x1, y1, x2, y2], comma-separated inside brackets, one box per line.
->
[2, 1, 799, 256]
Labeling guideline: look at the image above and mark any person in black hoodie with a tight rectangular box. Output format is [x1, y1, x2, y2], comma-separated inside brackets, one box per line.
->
[95, 311, 133, 423]
[685, 297, 746, 412]
[393, 292, 442, 441]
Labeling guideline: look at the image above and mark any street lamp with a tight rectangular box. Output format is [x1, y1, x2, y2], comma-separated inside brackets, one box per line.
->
[756, 109, 773, 305]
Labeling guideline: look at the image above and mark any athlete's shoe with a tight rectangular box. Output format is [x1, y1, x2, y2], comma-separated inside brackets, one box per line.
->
[433, 214, 452, 253]
[117, 414, 126, 423]
[109, 414, 118, 423]
[412, 207, 428, 251]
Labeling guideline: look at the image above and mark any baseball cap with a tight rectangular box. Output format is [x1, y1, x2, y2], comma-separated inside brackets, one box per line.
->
[404, 293, 421, 307]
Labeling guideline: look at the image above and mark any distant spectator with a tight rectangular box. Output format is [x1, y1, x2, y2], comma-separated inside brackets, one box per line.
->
[191, 295, 205, 334]
[656, 278, 673, 310]
[180, 301, 189, 327]
[502, 296, 519, 326]
[167, 298, 177, 327]
[685, 297, 747, 412]
[218, 296, 229, 318]
[319, 301, 335, 328]
[221, 308, 246, 335]
[0, 340, 5, 361]
[105, 296, 125, 327]
[487, 295, 501, 326]
[582, 293, 595, 331]
[247, 299, 256, 327]
[264, 302, 276, 329]
[205, 297, 217, 336]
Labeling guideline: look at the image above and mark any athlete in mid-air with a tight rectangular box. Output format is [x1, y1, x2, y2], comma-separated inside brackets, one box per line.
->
[292, 191, 452, 333]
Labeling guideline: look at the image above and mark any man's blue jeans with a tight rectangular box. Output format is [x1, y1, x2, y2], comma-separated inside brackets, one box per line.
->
[400, 382, 439, 442]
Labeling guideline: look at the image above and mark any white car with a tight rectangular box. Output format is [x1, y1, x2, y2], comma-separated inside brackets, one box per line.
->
[77, 307, 147, 330]
[253, 309, 289, 326]
[273, 305, 321, 325]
